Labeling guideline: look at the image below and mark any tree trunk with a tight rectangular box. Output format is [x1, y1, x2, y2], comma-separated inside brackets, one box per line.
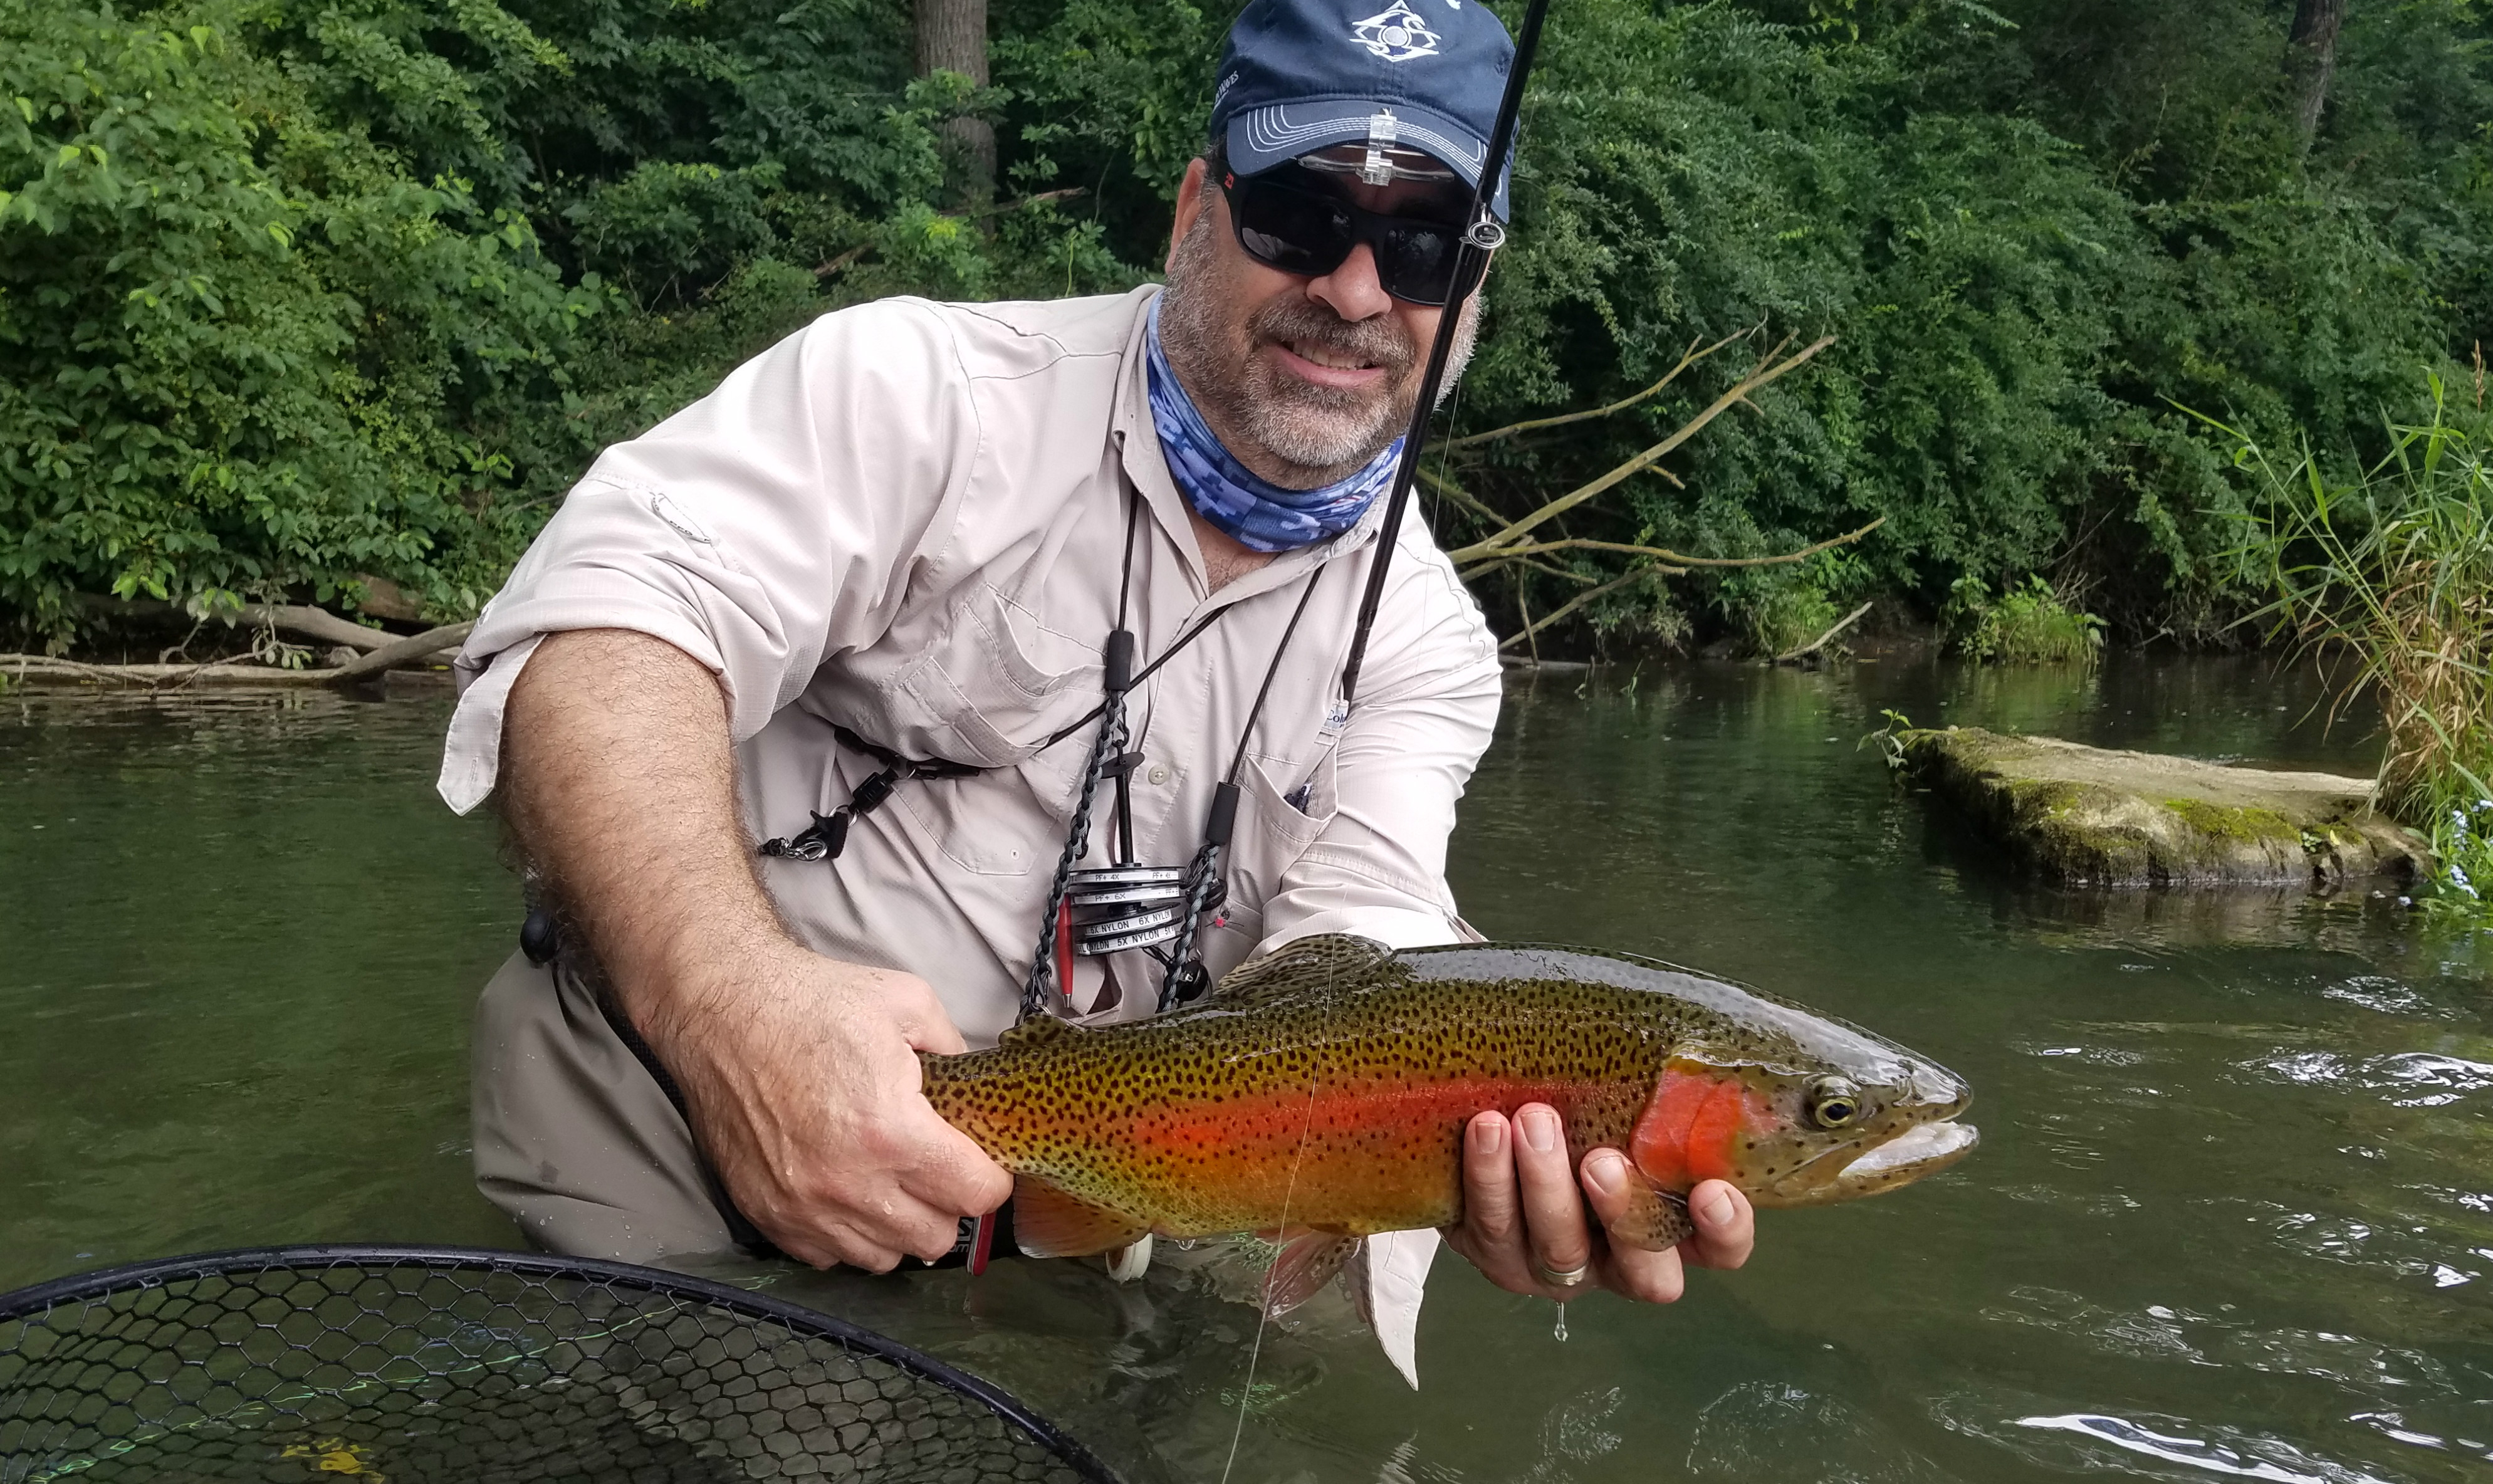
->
[2286, 0, 2347, 158]
[914, 0, 993, 209]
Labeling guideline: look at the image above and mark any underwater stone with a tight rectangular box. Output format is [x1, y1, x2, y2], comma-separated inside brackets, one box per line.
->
[1901, 726, 2430, 888]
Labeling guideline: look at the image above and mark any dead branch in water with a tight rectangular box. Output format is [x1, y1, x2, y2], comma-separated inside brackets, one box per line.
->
[1775, 600, 1876, 663]
[3, 620, 471, 690]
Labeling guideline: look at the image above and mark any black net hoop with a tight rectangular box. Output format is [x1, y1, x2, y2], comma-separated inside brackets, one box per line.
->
[0, 1245, 1119, 1484]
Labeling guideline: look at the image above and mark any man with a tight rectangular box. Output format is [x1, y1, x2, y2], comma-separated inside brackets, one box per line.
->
[437, 0, 1752, 1384]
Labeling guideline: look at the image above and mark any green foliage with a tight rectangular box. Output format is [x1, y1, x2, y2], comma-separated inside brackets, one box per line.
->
[2207, 375, 2493, 921]
[6, 0, 2493, 654]
[0, 0, 595, 640]
[1946, 575, 2105, 664]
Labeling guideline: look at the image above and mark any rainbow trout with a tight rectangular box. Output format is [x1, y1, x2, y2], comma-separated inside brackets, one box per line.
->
[922, 935, 1976, 1311]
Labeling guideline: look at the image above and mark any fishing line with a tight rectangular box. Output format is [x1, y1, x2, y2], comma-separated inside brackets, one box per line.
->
[1218, 969, 1334, 1484]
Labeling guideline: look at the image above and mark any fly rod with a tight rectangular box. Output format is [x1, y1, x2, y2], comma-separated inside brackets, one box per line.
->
[1336, 0, 1554, 707]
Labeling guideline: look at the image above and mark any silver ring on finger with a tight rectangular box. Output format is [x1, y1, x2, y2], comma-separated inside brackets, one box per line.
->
[1534, 1260, 1591, 1288]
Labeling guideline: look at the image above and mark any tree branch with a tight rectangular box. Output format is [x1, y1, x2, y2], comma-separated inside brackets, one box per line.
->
[1775, 600, 1874, 663]
[1446, 334, 1837, 564]
[1458, 518, 1884, 576]
[1497, 568, 1661, 651]
[1443, 330, 1750, 451]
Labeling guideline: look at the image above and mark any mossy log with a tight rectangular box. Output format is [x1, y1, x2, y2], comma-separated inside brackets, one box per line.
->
[1901, 726, 2429, 889]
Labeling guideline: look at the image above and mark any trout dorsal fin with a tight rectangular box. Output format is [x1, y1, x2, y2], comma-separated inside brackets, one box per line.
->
[1213, 934, 1394, 1004]
[995, 1014, 1074, 1048]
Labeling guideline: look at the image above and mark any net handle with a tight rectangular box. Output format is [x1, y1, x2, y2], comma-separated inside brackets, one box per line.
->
[0, 1242, 1122, 1484]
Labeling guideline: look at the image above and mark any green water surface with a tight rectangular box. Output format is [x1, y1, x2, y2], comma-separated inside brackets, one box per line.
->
[3, 658, 2487, 1483]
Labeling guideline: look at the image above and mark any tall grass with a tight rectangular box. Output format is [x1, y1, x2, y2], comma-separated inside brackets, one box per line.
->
[2203, 376, 2493, 917]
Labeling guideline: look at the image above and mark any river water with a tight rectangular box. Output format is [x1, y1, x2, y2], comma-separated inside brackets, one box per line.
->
[3, 657, 2488, 1484]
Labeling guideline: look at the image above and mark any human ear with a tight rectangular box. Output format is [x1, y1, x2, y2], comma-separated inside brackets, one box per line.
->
[1167, 157, 1212, 274]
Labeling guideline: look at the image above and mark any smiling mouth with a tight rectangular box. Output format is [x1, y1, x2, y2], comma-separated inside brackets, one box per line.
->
[1285, 340, 1373, 370]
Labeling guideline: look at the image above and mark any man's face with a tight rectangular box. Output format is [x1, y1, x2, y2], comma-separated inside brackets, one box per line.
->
[1157, 149, 1484, 490]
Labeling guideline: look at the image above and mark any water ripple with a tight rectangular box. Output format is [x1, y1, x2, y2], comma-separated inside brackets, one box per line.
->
[2244, 1052, 2493, 1107]
[2010, 1413, 2395, 1484]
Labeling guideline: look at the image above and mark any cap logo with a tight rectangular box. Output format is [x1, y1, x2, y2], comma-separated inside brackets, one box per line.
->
[1351, 2, 1440, 63]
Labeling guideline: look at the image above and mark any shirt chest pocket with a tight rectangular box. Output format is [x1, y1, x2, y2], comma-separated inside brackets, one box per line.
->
[854, 585, 1102, 876]
[1212, 745, 1339, 943]
[886, 583, 1103, 764]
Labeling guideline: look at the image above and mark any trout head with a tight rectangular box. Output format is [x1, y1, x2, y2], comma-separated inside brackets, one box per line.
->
[1628, 1018, 1975, 1209]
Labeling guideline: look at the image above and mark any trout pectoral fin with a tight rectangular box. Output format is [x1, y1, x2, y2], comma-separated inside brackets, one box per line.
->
[1010, 1176, 1149, 1259]
[1604, 1174, 1693, 1251]
[1262, 1231, 1362, 1319]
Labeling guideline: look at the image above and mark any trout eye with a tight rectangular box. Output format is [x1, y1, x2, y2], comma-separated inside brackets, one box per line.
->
[1807, 1076, 1863, 1129]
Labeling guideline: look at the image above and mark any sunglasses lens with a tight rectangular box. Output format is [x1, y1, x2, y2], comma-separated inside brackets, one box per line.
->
[1233, 181, 1354, 277]
[1376, 220, 1465, 306]
[1227, 173, 1482, 306]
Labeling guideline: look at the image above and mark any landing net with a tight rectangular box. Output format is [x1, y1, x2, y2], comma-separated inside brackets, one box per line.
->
[0, 1245, 1117, 1484]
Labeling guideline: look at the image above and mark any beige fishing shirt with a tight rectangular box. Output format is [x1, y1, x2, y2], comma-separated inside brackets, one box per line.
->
[437, 283, 1503, 1382]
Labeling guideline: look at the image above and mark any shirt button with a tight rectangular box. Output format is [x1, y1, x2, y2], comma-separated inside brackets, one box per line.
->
[1146, 765, 1173, 785]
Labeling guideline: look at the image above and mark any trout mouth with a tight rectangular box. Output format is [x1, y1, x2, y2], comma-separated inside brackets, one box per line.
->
[1761, 1114, 1978, 1204]
[1831, 1118, 1978, 1196]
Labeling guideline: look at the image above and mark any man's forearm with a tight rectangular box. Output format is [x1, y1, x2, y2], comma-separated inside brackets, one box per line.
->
[499, 627, 785, 1034]
[492, 626, 1010, 1268]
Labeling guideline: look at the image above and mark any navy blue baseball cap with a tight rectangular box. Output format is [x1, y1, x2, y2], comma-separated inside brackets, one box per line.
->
[1211, 0, 1517, 219]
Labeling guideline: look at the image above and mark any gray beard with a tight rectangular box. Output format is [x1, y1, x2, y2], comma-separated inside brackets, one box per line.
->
[1157, 209, 1480, 489]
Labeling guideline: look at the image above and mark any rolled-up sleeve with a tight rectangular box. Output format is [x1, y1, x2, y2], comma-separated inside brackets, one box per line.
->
[438, 300, 978, 814]
[1257, 533, 1503, 953]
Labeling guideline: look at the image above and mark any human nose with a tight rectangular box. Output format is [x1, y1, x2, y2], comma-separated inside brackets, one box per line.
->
[1305, 241, 1393, 320]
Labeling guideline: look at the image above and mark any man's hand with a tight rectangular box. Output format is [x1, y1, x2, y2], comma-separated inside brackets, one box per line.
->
[500, 628, 1009, 1272]
[1441, 1104, 1754, 1304]
[657, 943, 1012, 1272]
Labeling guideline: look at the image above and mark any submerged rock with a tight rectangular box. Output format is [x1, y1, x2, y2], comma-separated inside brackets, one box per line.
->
[1902, 727, 2429, 889]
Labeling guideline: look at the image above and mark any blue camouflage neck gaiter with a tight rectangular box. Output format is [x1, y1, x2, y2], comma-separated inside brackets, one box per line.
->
[1144, 297, 1402, 553]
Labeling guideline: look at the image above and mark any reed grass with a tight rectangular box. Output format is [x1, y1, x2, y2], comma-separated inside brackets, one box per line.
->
[2201, 375, 2493, 917]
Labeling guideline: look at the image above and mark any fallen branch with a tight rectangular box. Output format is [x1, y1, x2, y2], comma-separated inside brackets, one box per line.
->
[1775, 600, 1874, 663]
[3, 653, 335, 688]
[1444, 330, 1748, 451]
[1417, 466, 1511, 529]
[328, 621, 474, 683]
[79, 594, 397, 651]
[1, 620, 471, 690]
[1460, 519, 1884, 578]
[1447, 333, 1836, 565]
[1497, 568, 1662, 652]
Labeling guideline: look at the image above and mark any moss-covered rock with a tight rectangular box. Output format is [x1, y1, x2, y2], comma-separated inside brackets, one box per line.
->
[1901, 727, 2430, 888]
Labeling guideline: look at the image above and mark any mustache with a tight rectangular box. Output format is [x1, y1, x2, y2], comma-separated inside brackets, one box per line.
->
[1246, 298, 1418, 378]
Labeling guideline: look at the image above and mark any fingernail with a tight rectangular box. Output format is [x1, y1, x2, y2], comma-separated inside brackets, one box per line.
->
[1585, 1152, 1626, 1196]
[1522, 1109, 1560, 1153]
[1699, 1188, 1737, 1228]
[1476, 1116, 1505, 1155]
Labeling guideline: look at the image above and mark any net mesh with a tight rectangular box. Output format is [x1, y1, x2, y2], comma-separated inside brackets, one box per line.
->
[0, 1246, 1116, 1484]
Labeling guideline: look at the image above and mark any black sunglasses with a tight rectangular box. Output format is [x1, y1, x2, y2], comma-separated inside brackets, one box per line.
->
[1220, 167, 1491, 308]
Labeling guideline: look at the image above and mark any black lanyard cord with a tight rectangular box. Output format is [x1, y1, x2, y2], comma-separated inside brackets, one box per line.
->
[1154, 566, 1325, 1011]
